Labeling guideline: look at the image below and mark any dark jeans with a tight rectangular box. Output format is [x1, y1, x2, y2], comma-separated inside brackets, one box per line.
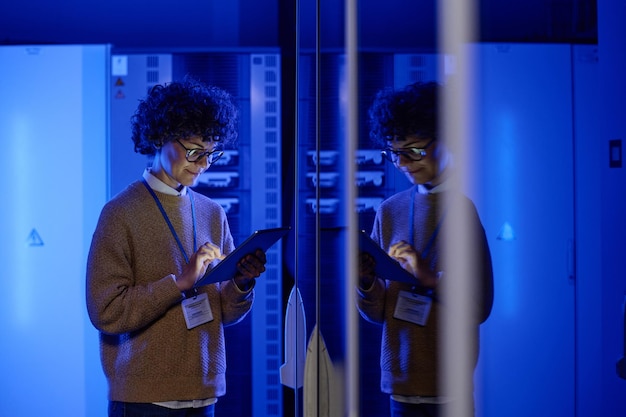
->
[108, 401, 215, 417]
[390, 398, 441, 417]
[390, 397, 474, 417]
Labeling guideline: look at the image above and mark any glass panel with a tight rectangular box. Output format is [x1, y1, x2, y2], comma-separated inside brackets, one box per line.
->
[350, 3, 589, 417]
[291, 1, 351, 416]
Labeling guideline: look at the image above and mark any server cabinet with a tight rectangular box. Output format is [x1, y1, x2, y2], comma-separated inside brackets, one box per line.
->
[0, 44, 109, 417]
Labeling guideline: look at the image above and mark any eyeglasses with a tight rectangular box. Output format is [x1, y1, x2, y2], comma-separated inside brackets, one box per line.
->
[176, 139, 224, 164]
[381, 139, 435, 163]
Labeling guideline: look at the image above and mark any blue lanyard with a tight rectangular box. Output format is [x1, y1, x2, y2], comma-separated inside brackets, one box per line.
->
[409, 185, 445, 259]
[142, 179, 197, 263]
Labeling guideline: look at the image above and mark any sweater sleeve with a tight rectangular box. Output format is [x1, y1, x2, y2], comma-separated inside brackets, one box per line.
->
[355, 277, 386, 324]
[445, 197, 494, 325]
[474, 215, 494, 324]
[86, 202, 183, 335]
[214, 211, 255, 326]
[355, 209, 387, 324]
[219, 279, 254, 326]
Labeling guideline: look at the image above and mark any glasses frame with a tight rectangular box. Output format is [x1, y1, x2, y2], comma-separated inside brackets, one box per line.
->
[381, 138, 435, 163]
[175, 139, 224, 164]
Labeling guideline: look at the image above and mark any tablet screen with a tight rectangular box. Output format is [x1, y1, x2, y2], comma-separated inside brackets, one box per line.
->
[195, 226, 291, 287]
[358, 230, 417, 284]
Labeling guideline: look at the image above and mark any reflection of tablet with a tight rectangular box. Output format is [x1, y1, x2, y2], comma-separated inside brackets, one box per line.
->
[358, 230, 417, 284]
[195, 227, 291, 287]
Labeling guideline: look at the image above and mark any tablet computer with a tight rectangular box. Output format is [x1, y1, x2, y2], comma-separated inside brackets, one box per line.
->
[358, 230, 417, 285]
[195, 226, 291, 287]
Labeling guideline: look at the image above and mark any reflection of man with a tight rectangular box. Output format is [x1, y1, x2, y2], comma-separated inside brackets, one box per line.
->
[356, 82, 494, 417]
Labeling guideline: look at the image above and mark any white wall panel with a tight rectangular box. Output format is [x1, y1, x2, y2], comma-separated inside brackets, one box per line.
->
[0, 44, 108, 417]
[469, 43, 577, 417]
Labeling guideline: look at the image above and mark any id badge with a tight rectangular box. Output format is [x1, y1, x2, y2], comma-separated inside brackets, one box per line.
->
[182, 292, 214, 329]
[393, 290, 432, 326]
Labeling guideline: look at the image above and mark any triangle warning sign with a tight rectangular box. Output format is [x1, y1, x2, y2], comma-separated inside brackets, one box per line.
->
[497, 222, 516, 241]
[27, 228, 44, 247]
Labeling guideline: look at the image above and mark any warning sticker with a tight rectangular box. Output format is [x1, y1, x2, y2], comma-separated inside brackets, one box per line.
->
[27, 229, 44, 247]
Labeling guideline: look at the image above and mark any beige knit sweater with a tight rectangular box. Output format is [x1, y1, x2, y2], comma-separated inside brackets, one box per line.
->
[86, 181, 254, 403]
[357, 187, 493, 397]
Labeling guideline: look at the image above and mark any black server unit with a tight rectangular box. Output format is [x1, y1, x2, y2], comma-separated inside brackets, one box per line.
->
[109, 50, 283, 417]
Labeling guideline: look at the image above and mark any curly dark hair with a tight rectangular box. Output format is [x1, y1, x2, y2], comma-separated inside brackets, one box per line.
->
[131, 77, 239, 155]
[367, 81, 440, 148]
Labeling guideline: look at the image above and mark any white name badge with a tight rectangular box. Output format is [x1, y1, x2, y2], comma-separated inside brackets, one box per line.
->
[393, 290, 432, 326]
[182, 292, 214, 329]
